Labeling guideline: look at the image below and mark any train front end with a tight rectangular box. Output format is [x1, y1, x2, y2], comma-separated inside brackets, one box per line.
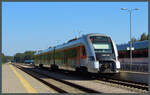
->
[88, 35, 120, 73]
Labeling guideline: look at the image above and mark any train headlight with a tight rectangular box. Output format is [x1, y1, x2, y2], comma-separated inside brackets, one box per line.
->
[94, 61, 99, 69]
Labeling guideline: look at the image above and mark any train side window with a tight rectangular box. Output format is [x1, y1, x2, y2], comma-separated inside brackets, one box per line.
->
[82, 46, 86, 57]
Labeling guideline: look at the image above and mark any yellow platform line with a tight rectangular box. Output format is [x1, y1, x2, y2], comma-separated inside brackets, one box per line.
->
[9, 65, 38, 93]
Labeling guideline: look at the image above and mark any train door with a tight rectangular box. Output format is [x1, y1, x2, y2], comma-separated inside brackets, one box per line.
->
[76, 46, 88, 72]
[76, 46, 86, 65]
[64, 50, 69, 68]
[80, 46, 87, 66]
[76, 46, 81, 65]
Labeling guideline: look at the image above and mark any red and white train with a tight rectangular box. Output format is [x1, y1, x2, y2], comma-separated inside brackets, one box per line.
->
[34, 33, 120, 74]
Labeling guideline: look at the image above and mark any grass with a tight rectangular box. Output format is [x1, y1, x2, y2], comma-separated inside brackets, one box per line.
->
[2, 62, 6, 64]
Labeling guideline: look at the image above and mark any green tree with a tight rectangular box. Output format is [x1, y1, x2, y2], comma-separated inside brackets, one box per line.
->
[147, 34, 149, 40]
[24, 51, 36, 60]
[14, 53, 25, 63]
[14, 51, 36, 63]
[1, 53, 13, 63]
[140, 33, 147, 41]
[1, 53, 5, 63]
[128, 37, 138, 43]
[5, 56, 14, 62]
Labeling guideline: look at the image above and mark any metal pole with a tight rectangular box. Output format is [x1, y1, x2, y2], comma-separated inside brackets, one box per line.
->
[53, 46, 55, 65]
[121, 8, 139, 71]
[129, 10, 132, 71]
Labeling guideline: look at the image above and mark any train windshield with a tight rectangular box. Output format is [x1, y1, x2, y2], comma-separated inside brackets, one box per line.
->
[90, 36, 113, 53]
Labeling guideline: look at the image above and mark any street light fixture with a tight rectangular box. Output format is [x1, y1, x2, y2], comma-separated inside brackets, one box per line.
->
[121, 8, 139, 71]
[134, 8, 140, 10]
[121, 8, 127, 10]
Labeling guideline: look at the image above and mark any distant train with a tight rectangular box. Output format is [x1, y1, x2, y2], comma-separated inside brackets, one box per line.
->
[117, 40, 148, 64]
[24, 60, 34, 65]
[34, 33, 120, 74]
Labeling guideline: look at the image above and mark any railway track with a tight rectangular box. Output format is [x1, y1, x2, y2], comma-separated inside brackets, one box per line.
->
[12, 63, 148, 93]
[58, 69, 148, 93]
[12, 63, 101, 93]
[56, 70, 148, 93]
[96, 77, 148, 93]
[38, 66, 148, 92]
[46, 67, 148, 93]
[38, 65, 149, 93]
[47, 66, 148, 93]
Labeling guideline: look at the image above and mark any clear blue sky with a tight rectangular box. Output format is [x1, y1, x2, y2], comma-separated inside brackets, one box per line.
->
[2, 2, 148, 56]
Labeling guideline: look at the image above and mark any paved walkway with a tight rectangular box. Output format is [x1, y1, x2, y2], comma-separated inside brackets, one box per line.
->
[2, 63, 55, 93]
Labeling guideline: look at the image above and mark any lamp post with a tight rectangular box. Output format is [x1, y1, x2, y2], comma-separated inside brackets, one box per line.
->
[121, 8, 139, 71]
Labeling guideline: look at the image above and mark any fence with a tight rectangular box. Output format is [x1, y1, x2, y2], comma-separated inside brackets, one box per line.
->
[120, 63, 148, 72]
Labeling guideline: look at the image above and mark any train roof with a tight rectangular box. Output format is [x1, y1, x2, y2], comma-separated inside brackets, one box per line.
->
[34, 33, 109, 55]
[85, 33, 108, 37]
[117, 40, 148, 51]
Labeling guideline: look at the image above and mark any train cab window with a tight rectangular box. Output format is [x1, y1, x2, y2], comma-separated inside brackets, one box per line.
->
[90, 36, 113, 54]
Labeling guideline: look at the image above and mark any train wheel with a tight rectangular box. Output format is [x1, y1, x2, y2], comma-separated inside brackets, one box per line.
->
[80, 67, 88, 75]
[39, 64, 43, 68]
[34, 65, 38, 68]
[75, 67, 81, 74]
[32, 64, 37, 68]
[51, 64, 59, 71]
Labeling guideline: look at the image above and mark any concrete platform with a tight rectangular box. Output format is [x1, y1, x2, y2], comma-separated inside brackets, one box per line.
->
[2, 63, 55, 93]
